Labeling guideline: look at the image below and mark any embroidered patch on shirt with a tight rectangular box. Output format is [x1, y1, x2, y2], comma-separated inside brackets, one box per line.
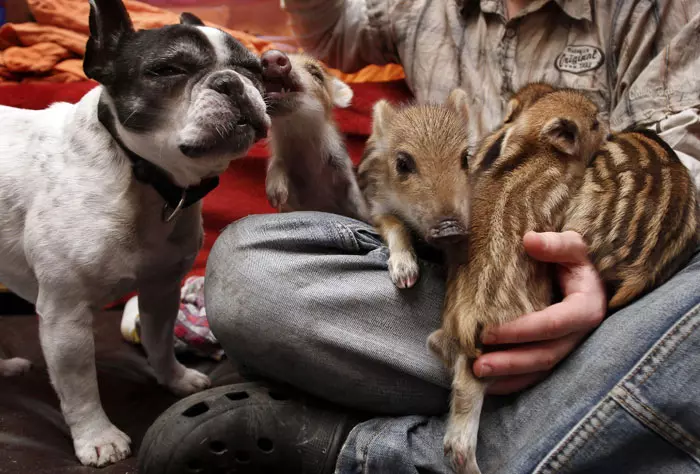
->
[555, 45, 604, 74]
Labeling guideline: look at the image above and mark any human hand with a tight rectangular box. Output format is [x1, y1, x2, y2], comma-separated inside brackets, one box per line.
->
[473, 231, 607, 395]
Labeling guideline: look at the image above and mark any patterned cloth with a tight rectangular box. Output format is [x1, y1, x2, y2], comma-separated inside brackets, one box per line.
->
[174, 276, 224, 360]
[121, 276, 224, 361]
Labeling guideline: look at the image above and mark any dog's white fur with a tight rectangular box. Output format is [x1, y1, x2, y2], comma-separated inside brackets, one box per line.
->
[113, 27, 269, 188]
[0, 24, 267, 467]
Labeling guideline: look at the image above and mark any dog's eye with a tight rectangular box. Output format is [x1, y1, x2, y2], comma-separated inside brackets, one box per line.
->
[396, 152, 417, 175]
[246, 62, 263, 76]
[591, 119, 599, 131]
[146, 65, 188, 77]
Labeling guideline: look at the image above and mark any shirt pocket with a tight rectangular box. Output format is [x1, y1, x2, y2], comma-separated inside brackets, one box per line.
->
[515, 24, 612, 123]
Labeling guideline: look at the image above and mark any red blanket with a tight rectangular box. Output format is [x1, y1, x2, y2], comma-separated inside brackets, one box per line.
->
[0, 80, 413, 281]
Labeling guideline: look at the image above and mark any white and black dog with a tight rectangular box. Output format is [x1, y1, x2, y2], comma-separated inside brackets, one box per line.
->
[0, 0, 269, 467]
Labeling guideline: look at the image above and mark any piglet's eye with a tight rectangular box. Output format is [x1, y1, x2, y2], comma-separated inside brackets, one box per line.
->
[396, 152, 417, 175]
[461, 150, 470, 170]
[310, 70, 324, 82]
[305, 65, 324, 83]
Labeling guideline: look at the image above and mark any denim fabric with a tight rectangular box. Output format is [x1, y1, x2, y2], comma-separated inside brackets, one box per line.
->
[205, 211, 700, 474]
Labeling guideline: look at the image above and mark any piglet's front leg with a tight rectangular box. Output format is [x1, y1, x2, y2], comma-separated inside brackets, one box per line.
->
[375, 214, 420, 289]
[438, 261, 485, 359]
[265, 155, 290, 211]
[430, 262, 490, 474]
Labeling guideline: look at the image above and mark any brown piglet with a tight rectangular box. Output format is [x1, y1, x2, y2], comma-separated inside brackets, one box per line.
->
[261, 50, 368, 221]
[357, 90, 473, 288]
[500, 83, 700, 310]
[565, 128, 699, 309]
[430, 88, 607, 474]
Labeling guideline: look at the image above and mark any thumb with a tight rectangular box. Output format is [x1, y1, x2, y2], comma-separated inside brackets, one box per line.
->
[523, 231, 589, 265]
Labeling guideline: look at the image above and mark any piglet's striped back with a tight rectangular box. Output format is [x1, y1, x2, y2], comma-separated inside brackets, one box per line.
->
[564, 129, 699, 309]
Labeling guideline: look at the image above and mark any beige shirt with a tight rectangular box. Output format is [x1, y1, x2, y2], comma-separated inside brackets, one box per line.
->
[283, 0, 700, 187]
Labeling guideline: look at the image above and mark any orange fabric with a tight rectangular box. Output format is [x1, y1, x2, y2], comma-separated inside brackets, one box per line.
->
[330, 64, 406, 84]
[21, 70, 85, 84]
[27, 0, 273, 56]
[0, 22, 88, 55]
[52, 58, 85, 79]
[3, 42, 72, 74]
[0, 0, 405, 84]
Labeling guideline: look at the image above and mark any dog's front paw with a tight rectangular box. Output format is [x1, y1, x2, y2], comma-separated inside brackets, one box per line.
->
[74, 425, 131, 467]
[167, 367, 211, 396]
[388, 251, 420, 289]
[0, 357, 32, 377]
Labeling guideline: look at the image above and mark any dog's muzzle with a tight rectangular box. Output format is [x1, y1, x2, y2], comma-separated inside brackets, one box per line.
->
[178, 70, 269, 158]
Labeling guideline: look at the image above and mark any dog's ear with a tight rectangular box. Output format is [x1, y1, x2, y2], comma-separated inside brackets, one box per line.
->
[180, 12, 205, 26]
[84, 0, 134, 84]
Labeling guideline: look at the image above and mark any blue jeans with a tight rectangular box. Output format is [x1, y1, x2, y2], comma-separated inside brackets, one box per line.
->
[205, 212, 700, 474]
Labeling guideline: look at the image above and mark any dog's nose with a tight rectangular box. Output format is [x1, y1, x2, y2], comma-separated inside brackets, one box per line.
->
[210, 73, 244, 97]
[261, 50, 291, 78]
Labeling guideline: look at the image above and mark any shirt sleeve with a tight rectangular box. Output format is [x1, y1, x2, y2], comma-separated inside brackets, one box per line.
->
[609, 3, 700, 186]
[653, 108, 700, 191]
[281, 0, 399, 73]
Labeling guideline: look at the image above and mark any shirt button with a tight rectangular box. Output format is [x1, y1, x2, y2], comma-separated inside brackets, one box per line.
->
[506, 28, 516, 38]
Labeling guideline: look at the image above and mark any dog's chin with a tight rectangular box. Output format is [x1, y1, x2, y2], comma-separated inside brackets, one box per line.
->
[178, 125, 259, 159]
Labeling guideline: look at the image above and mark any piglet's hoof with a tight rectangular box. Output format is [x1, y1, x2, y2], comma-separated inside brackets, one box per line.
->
[388, 252, 420, 289]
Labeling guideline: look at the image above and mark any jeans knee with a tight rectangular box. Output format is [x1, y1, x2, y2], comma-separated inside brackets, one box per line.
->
[205, 215, 286, 361]
[204, 212, 363, 365]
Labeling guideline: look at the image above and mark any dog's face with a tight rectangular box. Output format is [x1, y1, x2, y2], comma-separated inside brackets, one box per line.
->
[85, 0, 270, 186]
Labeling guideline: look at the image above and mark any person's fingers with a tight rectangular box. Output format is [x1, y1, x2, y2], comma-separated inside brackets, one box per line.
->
[523, 231, 589, 265]
[485, 371, 549, 395]
[481, 292, 605, 344]
[474, 332, 582, 378]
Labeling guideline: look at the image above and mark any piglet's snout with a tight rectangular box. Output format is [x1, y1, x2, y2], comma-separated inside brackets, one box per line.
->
[261, 50, 292, 79]
[428, 218, 468, 245]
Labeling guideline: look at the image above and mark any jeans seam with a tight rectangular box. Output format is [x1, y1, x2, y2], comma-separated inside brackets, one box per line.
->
[332, 222, 361, 252]
[612, 386, 700, 463]
[534, 301, 700, 473]
[533, 397, 619, 474]
[359, 420, 394, 474]
[624, 302, 700, 387]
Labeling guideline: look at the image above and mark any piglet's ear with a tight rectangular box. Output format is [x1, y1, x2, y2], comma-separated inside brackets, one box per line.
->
[331, 77, 353, 108]
[503, 97, 522, 124]
[84, 0, 134, 84]
[371, 99, 396, 138]
[446, 88, 469, 126]
[180, 12, 205, 26]
[541, 117, 580, 156]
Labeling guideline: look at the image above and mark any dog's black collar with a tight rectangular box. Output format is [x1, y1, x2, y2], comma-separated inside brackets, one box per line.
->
[97, 98, 219, 221]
